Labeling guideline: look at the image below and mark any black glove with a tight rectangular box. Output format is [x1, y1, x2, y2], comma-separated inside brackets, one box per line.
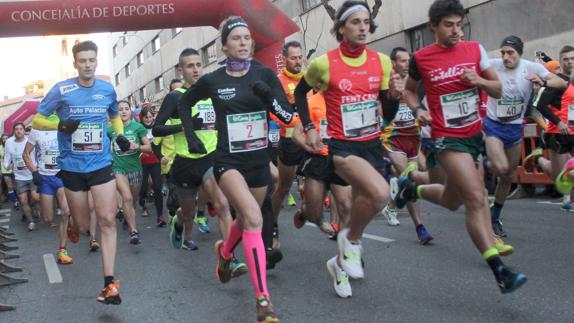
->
[58, 119, 80, 135]
[192, 117, 204, 130]
[32, 171, 42, 186]
[115, 135, 131, 152]
[187, 135, 207, 154]
[252, 81, 272, 102]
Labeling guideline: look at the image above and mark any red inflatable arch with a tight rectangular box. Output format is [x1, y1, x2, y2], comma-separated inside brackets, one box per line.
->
[0, 0, 299, 70]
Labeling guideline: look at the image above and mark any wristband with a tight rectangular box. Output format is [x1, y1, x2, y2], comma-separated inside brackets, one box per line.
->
[303, 123, 316, 133]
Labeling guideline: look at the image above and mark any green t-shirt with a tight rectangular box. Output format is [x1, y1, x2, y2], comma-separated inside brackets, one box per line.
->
[108, 120, 147, 173]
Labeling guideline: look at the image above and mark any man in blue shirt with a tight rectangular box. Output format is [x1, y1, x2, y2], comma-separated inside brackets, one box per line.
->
[32, 41, 130, 305]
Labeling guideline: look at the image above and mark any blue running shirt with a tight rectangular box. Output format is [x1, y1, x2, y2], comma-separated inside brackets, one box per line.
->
[37, 78, 119, 173]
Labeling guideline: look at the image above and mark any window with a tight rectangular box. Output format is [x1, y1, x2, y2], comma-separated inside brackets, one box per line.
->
[202, 41, 218, 65]
[302, 0, 321, 11]
[172, 27, 183, 37]
[122, 32, 129, 45]
[115, 73, 120, 86]
[155, 76, 164, 92]
[152, 36, 161, 53]
[113, 44, 118, 57]
[137, 51, 145, 66]
[124, 63, 132, 78]
[139, 87, 147, 102]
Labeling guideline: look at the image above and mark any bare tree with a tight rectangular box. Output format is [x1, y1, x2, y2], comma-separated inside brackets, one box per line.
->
[320, 0, 383, 21]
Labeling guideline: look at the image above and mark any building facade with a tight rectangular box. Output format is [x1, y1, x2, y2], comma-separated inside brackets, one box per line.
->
[109, 0, 574, 104]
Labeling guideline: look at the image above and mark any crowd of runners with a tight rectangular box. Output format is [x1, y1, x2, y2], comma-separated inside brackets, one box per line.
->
[0, 0, 572, 322]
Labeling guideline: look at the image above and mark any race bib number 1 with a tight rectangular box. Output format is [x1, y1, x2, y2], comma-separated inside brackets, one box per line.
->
[440, 88, 480, 128]
[227, 111, 268, 153]
[71, 122, 103, 152]
[341, 100, 379, 138]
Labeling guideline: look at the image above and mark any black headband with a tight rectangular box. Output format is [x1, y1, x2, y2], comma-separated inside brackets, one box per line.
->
[221, 18, 249, 45]
[501, 36, 523, 56]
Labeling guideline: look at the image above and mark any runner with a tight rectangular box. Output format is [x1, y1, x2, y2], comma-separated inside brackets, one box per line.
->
[484, 36, 562, 236]
[32, 40, 129, 304]
[23, 115, 74, 264]
[3, 122, 39, 230]
[381, 47, 433, 244]
[0, 135, 19, 210]
[108, 100, 150, 244]
[392, 0, 526, 293]
[177, 17, 298, 322]
[294, 0, 403, 298]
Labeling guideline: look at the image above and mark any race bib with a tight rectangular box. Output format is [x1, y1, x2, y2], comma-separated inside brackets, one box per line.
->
[44, 150, 59, 170]
[320, 119, 330, 140]
[269, 128, 280, 145]
[496, 98, 524, 123]
[392, 104, 416, 128]
[568, 105, 574, 126]
[341, 100, 379, 138]
[440, 88, 480, 128]
[227, 111, 268, 153]
[14, 156, 26, 170]
[197, 103, 216, 130]
[71, 122, 103, 152]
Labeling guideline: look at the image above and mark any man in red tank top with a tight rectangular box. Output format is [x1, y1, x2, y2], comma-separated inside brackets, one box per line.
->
[392, 0, 527, 294]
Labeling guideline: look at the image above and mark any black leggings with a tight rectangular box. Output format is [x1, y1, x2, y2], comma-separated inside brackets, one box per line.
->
[261, 184, 274, 250]
[139, 163, 163, 218]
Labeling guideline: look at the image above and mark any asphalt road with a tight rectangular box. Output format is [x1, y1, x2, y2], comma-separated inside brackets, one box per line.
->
[0, 194, 572, 323]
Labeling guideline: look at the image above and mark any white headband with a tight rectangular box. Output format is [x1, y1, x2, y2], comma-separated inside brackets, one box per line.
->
[339, 4, 369, 22]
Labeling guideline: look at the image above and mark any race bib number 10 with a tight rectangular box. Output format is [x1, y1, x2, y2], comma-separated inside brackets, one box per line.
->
[440, 88, 480, 128]
[227, 111, 268, 153]
[71, 122, 103, 152]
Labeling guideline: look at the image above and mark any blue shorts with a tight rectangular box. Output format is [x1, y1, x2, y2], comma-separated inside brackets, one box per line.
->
[483, 117, 523, 149]
[37, 174, 64, 196]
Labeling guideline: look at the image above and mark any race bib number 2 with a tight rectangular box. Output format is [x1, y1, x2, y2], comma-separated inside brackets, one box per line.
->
[71, 122, 103, 152]
[440, 88, 480, 128]
[341, 100, 379, 138]
[227, 111, 268, 153]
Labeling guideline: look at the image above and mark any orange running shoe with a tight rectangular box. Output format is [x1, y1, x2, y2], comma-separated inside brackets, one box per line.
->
[67, 223, 79, 244]
[56, 249, 73, 265]
[96, 280, 121, 305]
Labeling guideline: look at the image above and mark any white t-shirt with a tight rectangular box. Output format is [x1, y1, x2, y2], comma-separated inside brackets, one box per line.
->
[487, 58, 549, 124]
[3, 136, 34, 181]
[27, 129, 60, 176]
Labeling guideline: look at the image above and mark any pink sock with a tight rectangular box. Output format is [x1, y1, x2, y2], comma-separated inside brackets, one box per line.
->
[242, 229, 269, 298]
[221, 220, 242, 259]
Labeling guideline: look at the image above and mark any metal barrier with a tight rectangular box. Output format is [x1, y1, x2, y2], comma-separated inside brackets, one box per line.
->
[513, 124, 553, 195]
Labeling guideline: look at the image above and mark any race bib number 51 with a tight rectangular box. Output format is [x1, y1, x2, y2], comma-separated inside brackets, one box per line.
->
[227, 111, 268, 153]
[71, 122, 103, 152]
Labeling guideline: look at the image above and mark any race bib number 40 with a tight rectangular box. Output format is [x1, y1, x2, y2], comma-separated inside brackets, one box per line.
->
[341, 100, 379, 138]
[496, 98, 524, 123]
[440, 88, 480, 128]
[227, 111, 268, 153]
[72, 122, 103, 152]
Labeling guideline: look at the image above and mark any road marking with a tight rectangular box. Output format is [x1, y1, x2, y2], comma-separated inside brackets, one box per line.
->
[304, 223, 394, 243]
[0, 218, 9, 223]
[0, 208, 11, 214]
[43, 254, 63, 284]
[536, 201, 562, 205]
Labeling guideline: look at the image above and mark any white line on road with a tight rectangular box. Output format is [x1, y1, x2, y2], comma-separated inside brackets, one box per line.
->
[536, 201, 562, 205]
[0, 208, 11, 214]
[43, 254, 63, 284]
[304, 223, 395, 243]
[0, 218, 9, 223]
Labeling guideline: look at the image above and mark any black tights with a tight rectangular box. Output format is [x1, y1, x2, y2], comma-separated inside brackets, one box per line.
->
[139, 163, 163, 218]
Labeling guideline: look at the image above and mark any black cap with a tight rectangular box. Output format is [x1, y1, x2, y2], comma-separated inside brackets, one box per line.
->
[501, 35, 524, 56]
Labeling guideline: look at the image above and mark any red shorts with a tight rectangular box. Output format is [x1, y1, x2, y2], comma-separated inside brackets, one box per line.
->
[382, 136, 420, 160]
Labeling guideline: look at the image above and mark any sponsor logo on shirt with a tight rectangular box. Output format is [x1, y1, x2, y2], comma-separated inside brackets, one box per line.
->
[60, 84, 79, 95]
[429, 63, 475, 84]
[217, 88, 236, 100]
[368, 76, 381, 90]
[341, 93, 378, 104]
[338, 79, 353, 92]
[92, 94, 105, 101]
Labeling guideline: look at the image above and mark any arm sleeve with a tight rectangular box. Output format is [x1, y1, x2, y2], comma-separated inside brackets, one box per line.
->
[294, 79, 314, 129]
[32, 114, 58, 130]
[533, 87, 562, 125]
[379, 90, 400, 122]
[153, 92, 183, 137]
[478, 44, 491, 71]
[263, 69, 296, 125]
[110, 115, 124, 135]
[379, 53, 392, 91]
[408, 56, 422, 81]
[178, 76, 208, 146]
[151, 142, 163, 160]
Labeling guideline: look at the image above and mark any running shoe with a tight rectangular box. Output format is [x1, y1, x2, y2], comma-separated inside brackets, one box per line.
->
[96, 280, 122, 305]
[215, 240, 233, 283]
[231, 257, 248, 278]
[381, 205, 400, 226]
[195, 216, 210, 233]
[293, 209, 305, 229]
[157, 215, 167, 228]
[337, 229, 364, 279]
[319, 222, 334, 235]
[67, 223, 79, 244]
[266, 248, 283, 270]
[416, 225, 434, 245]
[523, 148, 543, 172]
[89, 239, 100, 252]
[493, 265, 527, 294]
[287, 193, 297, 206]
[141, 207, 150, 217]
[560, 203, 574, 213]
[129, 231, 141, 245]
[169, 216, 183, 249]
[28, 222, 36, 231]
[390, 176, 417, 209]
[494, 236, 513, 256]
[555, 158, 574, 194]
[182, 239, 198, 251]
[57, 249, 73, 265]
[326, 256, 352, 298]
[492, 220, 507, 237]
[256, 295, 279, 323]
[400, 160, 418, 178]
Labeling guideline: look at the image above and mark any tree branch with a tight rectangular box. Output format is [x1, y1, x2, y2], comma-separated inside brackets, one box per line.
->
[320, 0, 336, 21]
[372, 0, 383, 20]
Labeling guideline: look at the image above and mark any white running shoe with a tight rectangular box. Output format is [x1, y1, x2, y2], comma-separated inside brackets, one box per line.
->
[28, 222, 36, 231]
[337, 228, 364, 279]
[326, 256, 352, 298]
[382, 205, 400, 226]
